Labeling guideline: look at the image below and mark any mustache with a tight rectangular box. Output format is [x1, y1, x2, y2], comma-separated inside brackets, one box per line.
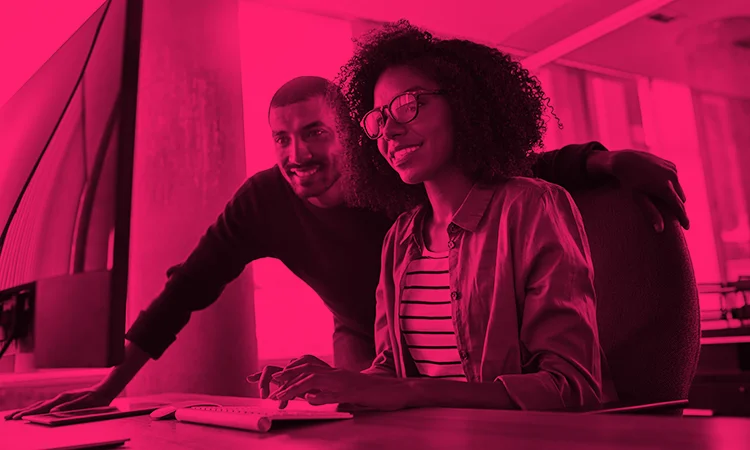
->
[285, 161, 325, 170]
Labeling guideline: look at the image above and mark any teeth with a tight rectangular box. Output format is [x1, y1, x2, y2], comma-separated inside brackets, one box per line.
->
[392, 146, 420, 162]
[291, 166, 319, 176]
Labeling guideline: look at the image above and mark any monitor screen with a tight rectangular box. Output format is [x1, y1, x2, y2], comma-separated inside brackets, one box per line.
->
[0, 0, 141, 369]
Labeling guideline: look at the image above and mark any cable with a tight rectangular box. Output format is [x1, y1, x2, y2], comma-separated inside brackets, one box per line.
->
[0, 0, 114, 259]
[0, 284, 35, 360]
[0, 322, 16, 360]
[0, 295, 19, 359]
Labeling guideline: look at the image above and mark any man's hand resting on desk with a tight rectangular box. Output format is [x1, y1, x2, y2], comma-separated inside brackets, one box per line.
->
[268, 362, 410, 411]
[5, 342, 149, 420]
[4, 384, 118, 420]
[588, 149, 689, 233]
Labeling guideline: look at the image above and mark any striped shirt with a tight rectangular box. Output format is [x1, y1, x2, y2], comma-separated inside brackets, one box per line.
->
[399, 248, 467, 381]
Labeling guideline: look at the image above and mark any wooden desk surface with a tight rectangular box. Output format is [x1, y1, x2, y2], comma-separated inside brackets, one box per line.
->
[2, 393, 750, 450]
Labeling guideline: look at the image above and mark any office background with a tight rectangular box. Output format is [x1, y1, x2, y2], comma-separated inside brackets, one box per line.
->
[0, 0, 748, 407]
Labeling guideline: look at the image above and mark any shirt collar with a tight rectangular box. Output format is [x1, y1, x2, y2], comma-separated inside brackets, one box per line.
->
[398, 183, 496, 245]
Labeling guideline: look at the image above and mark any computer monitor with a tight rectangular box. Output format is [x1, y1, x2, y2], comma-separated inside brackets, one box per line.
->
[0, 0, 142, 369]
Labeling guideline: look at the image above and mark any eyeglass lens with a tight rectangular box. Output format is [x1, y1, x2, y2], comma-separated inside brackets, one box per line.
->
[361, 93, 419, 139]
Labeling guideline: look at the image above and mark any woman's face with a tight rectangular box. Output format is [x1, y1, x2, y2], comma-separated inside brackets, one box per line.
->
[372, 66, 454, 185]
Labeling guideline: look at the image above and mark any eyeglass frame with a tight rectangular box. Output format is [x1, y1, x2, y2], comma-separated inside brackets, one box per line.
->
[359, 90, 446, 140]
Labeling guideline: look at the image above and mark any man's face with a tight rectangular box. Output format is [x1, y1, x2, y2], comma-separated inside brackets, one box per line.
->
[269, 96, 344, 207]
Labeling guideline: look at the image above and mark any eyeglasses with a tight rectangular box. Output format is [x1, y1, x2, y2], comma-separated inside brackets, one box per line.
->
[359, 90, 445, 140]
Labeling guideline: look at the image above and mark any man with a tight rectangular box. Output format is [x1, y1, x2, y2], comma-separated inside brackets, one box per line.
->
[6, 76, 688, 418]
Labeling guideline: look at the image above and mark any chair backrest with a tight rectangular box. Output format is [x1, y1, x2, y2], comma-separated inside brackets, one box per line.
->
[569, 183, 701, 404]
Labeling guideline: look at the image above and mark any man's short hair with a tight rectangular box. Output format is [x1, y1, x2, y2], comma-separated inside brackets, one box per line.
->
[268, 76, 344, 121]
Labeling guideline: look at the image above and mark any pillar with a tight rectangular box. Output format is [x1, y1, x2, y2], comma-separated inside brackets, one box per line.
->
[125, 0, 257, 397]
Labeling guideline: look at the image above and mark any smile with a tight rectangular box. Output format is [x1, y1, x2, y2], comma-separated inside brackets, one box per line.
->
[290, 166, 320, 178]
[390, 145, 421, 165]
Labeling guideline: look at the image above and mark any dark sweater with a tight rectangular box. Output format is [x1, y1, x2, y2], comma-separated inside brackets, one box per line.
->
[125, 142, 607, 366]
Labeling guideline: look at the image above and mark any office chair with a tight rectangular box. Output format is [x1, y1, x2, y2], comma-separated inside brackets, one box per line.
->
[569, 182, 702, 414]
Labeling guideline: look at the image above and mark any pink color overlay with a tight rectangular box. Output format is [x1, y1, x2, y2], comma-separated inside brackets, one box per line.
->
[0, 3, 749, 443]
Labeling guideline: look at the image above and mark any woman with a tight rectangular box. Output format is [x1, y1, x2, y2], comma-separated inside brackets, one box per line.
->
[269, 20, 616, 411]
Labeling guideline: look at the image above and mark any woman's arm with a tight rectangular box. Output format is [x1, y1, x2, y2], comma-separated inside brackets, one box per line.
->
[360, 226, 400, 377]
[500, 184, 603, 410]
[402, 378, 516, 409]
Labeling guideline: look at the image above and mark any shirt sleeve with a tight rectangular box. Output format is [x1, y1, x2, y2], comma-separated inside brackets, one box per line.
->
[124, 175, 272, 359]
[361, 225, 399, 377]
[496, 184, 604, 410]
[531, 141, 608, 191]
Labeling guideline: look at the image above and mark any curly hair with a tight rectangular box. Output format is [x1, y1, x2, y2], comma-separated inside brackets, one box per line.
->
[333, 20, 558, 218]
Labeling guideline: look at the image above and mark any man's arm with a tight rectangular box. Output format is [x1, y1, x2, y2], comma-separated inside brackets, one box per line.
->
[124, 174, 273, 360]
[96, 177, 269, 393]
[6, 172, 276, 419]
[531, 141, 609, 190]
[533, 143, 689, 232]
[95, 341, 151, 397]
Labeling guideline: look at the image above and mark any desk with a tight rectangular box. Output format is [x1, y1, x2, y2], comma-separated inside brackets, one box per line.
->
[2, 393, 750, 449]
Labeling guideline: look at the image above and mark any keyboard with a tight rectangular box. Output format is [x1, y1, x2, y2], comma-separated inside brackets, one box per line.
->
[174, 405, 353, 433]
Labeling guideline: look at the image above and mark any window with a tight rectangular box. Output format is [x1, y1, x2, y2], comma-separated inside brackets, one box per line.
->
[693, 93, 750, 282]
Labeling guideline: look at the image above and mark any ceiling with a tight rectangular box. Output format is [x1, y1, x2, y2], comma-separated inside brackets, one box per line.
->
[250, 0, 750, 97]
[559, 0, 750, 90]
[248, 0, 578, 44]
[4, 0, 747, 108]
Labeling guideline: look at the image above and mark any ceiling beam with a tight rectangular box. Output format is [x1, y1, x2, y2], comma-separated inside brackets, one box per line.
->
[520, 0, 676, 70]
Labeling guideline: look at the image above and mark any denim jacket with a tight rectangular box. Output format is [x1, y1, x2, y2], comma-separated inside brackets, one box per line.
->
[363, 177, 615, 411]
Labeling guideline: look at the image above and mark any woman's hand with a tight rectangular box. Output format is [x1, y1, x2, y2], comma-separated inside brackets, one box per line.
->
[246, 355, 332, 407]
[269, 363, 412, 411]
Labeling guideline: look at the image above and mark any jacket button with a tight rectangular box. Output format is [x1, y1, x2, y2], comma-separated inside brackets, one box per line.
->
[447, 240, 455, 249]
[459, 351, 468, 360]
[451, 291, 462, 301]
